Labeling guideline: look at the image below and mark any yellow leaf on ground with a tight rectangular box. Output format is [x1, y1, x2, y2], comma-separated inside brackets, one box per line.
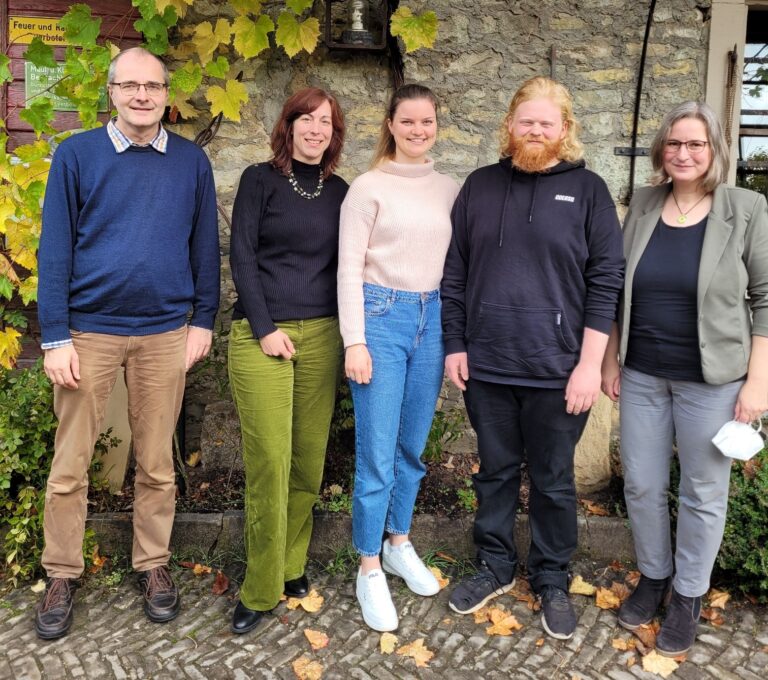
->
[700, 607, 725, 626]
[193, 563, 212, 576]
[579, 499, 611, 516]
[610, 581, 632, 602]
[473, 606, 491, 624]
[632, 622, 659, 653]
[641, 650, 679, 677]
[303, 628, 329, 650]
[486, 614, 523, 636]
[287, 589, 324, 612]
[396, 638, 434, 668]
[185, 450, 201, 467]
[612, 637, 636, 651]
[380, 632, 398, 654]
[595, 587, 621, 610]
[487, 606, 510, 624]
[707, 588, 730, 609]
[569, 574, 596, 596]
[627, 655, 636, 667]
[292, 655, 323, 680]
[429, 566, 450, 589]
[625, 570, 641, 588]
[30, 579, 46, 593]
[535, 638, 544, 646]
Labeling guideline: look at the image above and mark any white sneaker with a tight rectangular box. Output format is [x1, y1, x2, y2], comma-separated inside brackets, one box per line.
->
[382, 540, 440, 596]
[356, 568, 398, 632]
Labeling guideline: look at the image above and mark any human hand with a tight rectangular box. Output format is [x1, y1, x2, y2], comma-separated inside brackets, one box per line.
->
[600, 357, 621, 402]
[565, 361, 601, 414]
[734, 378, 768, 423]
[43, 344, 80, 390]
[345, 344, 372, 384]
[185, 326, 213, 371]
[259, 329, 295, 360]
[445, 352, 469, 391]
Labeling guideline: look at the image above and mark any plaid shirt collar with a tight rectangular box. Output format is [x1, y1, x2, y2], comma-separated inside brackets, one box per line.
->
[107, 118, 168, 154]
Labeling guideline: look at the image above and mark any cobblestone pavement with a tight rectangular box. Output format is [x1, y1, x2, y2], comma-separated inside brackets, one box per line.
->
[1, 561, 767, 680]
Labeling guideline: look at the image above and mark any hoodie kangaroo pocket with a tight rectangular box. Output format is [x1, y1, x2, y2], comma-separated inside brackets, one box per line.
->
[468, 303, 578, 378]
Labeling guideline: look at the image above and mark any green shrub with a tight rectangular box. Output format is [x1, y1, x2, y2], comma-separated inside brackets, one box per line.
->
[717, 449, 768, 600]
[0, 361, 57, 585]
[0, 361, 119, 585]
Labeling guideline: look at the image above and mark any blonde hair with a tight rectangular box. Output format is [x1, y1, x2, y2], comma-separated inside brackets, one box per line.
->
[499, 76, 583, 162]
[648, 101, 729, 193]
[371, 84, 439, 168]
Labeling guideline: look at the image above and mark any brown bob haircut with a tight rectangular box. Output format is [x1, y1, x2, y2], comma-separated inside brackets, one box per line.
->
[270, 87, 345, 180]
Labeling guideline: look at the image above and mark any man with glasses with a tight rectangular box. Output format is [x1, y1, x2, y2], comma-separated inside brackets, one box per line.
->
[34, 47, 220, 639]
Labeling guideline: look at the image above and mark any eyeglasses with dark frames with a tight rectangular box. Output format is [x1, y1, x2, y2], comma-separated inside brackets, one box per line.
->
[664, 139, 709, 154]
[110, 81, 168, 97]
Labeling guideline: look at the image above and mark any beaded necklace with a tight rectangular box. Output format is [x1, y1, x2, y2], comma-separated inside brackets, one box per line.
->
[288, 167, 324, 200]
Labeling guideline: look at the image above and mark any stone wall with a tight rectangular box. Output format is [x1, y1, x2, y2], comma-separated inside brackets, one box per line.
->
[179, 1, 712, 488]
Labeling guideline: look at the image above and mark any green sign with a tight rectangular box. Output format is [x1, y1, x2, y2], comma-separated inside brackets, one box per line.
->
[24, 62, 108, 113]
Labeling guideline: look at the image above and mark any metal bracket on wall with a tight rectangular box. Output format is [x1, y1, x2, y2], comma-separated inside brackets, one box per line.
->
[614, 147, 650, 156]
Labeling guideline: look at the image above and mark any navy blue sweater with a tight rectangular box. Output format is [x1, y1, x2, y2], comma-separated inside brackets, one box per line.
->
[37, 127, 220, 345]
[441, 158, 624, 387]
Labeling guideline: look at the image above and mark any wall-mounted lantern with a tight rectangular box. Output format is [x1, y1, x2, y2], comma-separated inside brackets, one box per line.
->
[324, 0, 389, 52]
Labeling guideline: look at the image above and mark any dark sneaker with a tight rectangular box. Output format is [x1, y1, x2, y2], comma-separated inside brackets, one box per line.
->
[448, 561, 515, 614]
[539, 585, 577, 640]
[618, 574, 671, 630]
[137, 565, 180, 623]
[656, 588, 701, 657]
[34, 577, 78, 640]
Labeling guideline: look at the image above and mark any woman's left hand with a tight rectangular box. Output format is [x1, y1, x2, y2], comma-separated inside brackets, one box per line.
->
[734, 378, 768, 423]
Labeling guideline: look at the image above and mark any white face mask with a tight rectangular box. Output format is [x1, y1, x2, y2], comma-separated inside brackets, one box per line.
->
[712, 420, 765, 461]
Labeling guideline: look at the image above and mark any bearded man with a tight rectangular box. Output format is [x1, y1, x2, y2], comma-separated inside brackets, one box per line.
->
[440, 77, 624, 640]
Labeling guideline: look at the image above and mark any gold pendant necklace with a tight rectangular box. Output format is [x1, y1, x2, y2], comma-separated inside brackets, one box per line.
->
[671, 191, 707, 224]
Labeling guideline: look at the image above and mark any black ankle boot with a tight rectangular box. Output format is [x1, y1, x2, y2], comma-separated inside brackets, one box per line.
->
[656, 587, 701, 657]
[617, 574, 671, 630]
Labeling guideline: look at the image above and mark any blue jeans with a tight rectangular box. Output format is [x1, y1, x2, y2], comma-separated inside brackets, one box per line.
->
[351, 283, 444, 556]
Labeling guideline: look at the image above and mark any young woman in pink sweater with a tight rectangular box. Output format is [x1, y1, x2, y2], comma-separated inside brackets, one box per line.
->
[338, 84, 460, 631]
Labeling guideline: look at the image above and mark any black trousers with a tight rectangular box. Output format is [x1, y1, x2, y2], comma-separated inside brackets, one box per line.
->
[463, 378, 590, 592]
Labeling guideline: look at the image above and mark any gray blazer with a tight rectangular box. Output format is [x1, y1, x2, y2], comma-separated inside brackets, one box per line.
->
[619, 184, 768, 385]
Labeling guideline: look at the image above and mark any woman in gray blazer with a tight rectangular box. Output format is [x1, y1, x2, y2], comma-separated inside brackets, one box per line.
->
[601, 101, 768, 657]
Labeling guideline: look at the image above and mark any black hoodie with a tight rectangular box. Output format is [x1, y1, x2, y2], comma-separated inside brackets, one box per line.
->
[440, 157, 624, 388]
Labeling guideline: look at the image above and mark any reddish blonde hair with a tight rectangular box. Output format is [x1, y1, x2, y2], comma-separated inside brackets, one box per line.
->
[270, 87, 345, 179]
[499, 76, 584, 163]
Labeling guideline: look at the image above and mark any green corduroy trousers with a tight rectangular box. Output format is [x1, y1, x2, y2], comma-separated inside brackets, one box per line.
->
[228, 316, 342, 611]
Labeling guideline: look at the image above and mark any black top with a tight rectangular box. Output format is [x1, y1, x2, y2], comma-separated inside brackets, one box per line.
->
[440, 157, 624, 387]
[230, 160, 348, 338]
[626, 216, 707, 382]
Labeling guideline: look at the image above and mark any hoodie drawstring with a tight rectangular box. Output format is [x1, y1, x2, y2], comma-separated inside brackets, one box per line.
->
[528, 174, 540, 224]
[498, 177, 513, 247]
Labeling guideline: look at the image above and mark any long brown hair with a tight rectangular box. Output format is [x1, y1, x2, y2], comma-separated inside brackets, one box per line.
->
[270, 87, 345, 180]
[370, 84, 439, 168]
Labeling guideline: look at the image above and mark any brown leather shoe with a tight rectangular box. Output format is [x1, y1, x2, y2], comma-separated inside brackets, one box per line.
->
[35, 577, 78, 640]
[137, 565, 180, 623]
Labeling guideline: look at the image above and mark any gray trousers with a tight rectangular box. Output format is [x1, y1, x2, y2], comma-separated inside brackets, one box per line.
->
[619, 367, 742, 597]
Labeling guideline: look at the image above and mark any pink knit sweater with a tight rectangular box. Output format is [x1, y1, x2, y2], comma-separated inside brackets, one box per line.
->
[338, 158, 460, 348]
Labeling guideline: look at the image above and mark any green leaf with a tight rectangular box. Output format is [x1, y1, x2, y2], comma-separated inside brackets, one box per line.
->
[205, 80, 249, 122]
[390, 7, 438, 52]
[23, 38, 56, 69]
[59, 4, 102, 48]
[171, 62, 203, 95]
[231, 0, 263, 14]
[0, 276, 12, 300]
[275, 13, 320, 58]
[205, 56, 230, 79]
[13, 141, 50, 163]
[286, 0, 313, 14]
[232, 15, 274, 59]
[135, 15, 170, 55]
[0, 55, 11, 84]
[19, 98, 56, 138]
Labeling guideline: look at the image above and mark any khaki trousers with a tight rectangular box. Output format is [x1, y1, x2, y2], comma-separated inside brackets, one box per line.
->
[42, 327, 187, 578]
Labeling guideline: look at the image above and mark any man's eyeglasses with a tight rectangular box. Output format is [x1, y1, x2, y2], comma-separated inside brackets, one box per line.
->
[110, 81, 167, 97]
[664, 140, 709, 154]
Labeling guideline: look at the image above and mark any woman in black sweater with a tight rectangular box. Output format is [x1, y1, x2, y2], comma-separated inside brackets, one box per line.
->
[228, 88, 348, 634]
